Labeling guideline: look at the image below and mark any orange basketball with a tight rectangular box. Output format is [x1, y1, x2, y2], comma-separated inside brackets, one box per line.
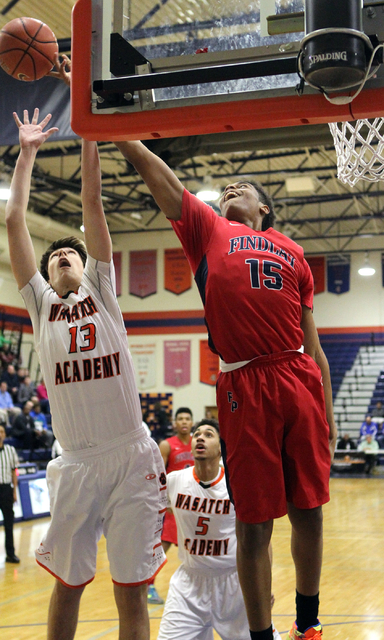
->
[0, 17, 58, 81]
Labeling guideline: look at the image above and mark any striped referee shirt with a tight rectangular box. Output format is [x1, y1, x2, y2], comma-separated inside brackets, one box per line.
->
[0, 445, 18, 485]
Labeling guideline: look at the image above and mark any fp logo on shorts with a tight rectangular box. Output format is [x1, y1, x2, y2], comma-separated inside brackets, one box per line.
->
[227, 392, 238, 412]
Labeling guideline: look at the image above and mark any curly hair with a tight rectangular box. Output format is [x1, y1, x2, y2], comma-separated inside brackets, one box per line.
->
[40, 236, 87, 282]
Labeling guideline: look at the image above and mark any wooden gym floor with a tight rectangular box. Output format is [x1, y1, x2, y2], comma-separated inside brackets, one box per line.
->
[1, 477, 383, 640]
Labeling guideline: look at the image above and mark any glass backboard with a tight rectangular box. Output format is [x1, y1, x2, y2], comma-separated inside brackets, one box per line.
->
[71, 0, 384, 140]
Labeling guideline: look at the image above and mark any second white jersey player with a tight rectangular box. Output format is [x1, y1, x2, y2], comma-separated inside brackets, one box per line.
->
[158, 420, 280, 640]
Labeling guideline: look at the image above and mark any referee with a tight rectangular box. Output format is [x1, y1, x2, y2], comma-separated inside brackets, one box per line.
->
[0, 423, 20, 563]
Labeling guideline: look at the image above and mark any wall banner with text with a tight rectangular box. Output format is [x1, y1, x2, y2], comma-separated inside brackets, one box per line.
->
[327, 255, 350, 295]
[130, 250, 157, 298]
[164, 248, 192, 294]
[130, 342, 156, 390]
[200, 340, 219, 386]
[164, 340, 191, 387]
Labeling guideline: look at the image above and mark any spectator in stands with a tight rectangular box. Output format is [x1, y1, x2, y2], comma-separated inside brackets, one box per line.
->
[10, 400, 36, 450]
[0, 381, 21, 425]
[36, 379, 50, 415]
[0, 345, 16, 370]
[17, 367, 27, 387]
[16, 375, 37, 407]
[359, 415, 378, 442]
[358, 434, 379, 475]
[372, 401, 384, 425]
[30, 402, 54, 448]
[1, 364, 20, 403]
[337, 433, 357, 450]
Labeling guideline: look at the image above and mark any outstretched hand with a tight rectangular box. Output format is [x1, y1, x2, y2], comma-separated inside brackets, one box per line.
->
[49, 53, 71, 86]
[13, 109, 59, 150]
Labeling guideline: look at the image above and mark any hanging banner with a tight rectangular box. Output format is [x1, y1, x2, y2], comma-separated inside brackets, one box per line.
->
[164, 248, 192, 295]
[130, 342, 156, 390]
[200, 340, 220, 386]
[306, 256, 325, 295]
[113, 252, 122, 297]
[129, 250, 157, 298]
[164, 340, 191, 387]
[327, 255, 350, 295]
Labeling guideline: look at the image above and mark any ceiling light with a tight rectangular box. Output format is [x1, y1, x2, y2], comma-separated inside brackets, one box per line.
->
[196, 189, 220, 202]
[285, 177, 315, 195]
[196, 176, 220, 202]
[80, 224, 85, 232]
[358, 253, 375, 276]
[130, 212, 143, 220]
[0, 188, 11, 200]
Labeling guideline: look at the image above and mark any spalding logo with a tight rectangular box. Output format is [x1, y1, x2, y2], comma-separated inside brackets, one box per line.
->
[308, 51, 348, 67]
[146, 473, 156, 480]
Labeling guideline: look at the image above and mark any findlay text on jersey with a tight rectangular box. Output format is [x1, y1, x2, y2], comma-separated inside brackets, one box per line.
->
[227, 234, 296, 268]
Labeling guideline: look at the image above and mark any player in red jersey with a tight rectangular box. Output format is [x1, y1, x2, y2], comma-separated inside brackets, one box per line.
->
[148, 407, 194, 604]
[116, 141, 336, 640]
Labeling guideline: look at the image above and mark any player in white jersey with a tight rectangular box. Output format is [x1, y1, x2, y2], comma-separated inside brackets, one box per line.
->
[158, 419, 281, 640]
[5, 109, 166, 640]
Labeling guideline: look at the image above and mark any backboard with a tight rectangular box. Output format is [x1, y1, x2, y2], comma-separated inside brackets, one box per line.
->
[71, 0, 384, 141]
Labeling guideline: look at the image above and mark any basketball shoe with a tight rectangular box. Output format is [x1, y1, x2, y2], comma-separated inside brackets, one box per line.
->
[287, 622, 322, 639]
[147, 584, 164, 604]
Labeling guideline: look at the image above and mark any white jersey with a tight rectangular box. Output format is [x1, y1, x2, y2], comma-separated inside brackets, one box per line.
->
[167, 465, 236, 573]
[21, 256, 142, 451]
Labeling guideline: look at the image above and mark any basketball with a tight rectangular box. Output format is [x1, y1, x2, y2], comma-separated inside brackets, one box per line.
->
[0, 17, 58, 81]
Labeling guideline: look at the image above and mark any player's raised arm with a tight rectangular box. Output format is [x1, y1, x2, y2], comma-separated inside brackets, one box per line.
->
[81, 139, 112, 263]
[5, 109, 58, 289]
[115, 141, 185, 221]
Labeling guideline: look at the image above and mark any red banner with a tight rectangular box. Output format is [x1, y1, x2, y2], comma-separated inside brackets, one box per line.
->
[200, 340, 219, 386]
[113, 251, 122, 297]
[164, 340, 191, 387]
[307, 256, 325, 295]
[130, 250, 157, 298]
[164, 248, 191, 295]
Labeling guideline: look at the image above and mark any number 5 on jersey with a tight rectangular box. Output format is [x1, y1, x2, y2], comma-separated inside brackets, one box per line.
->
[195, 516, 210, 536]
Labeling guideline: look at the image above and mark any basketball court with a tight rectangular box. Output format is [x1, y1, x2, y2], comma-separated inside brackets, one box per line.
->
[1, 477, 384, 639]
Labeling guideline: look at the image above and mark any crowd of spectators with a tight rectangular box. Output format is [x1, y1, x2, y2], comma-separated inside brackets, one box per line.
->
[0, 347, 53, 461]
[336, 401, 384, 475]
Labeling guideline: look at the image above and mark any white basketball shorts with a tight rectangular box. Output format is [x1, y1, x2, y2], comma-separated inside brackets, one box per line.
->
[35, 429, 167, 587]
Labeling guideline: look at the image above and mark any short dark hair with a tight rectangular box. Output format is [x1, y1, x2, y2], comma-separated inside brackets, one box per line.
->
[175, 407, 193, 418]
[40, 236, 87, 282]
[252, 181, 276, 231]
[194, 418, 220, 435]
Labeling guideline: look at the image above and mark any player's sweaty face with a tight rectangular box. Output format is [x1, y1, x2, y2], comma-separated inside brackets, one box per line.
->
[192, 425, 220, 460]
[47, 247, 84, 293]
[174, 412, 193, 436]
[219, 181, 265, 229]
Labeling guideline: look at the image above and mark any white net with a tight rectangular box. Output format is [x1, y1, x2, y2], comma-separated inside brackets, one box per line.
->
[328, 118, 384, 187]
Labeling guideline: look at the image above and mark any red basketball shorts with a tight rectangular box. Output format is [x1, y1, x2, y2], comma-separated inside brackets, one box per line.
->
[216, 351, 331, 524]
[162, 510, 178, 545]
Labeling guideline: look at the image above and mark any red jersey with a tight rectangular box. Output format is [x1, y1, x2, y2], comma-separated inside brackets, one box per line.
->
[171, 190, 313, 363]
[166, 435, 194, 473]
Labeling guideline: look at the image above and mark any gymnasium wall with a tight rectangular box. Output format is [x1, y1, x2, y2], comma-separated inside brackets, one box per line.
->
[0, 219, 382, 420]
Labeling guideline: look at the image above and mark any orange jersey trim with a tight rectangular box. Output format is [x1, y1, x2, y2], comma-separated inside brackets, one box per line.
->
[112, 557, 167, 587]
[193, 465, 225, 488]
[35, 559, 95, 589]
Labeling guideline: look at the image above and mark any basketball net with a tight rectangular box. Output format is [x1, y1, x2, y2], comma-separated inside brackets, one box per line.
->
[328, 118, 384, 186]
